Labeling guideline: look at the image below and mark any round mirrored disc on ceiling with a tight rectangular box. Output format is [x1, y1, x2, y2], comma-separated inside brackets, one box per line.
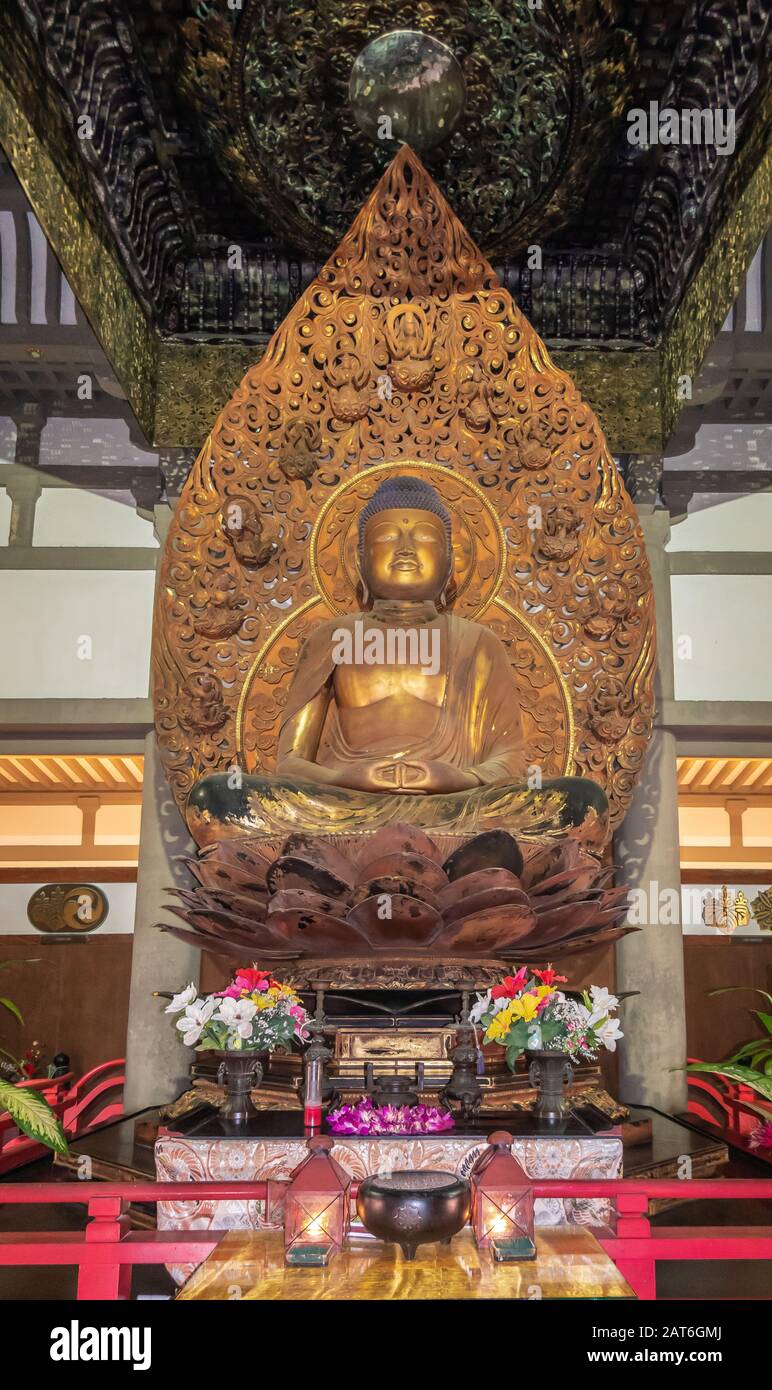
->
[219, 0, 633, 256]
[349, 30, 466, 153]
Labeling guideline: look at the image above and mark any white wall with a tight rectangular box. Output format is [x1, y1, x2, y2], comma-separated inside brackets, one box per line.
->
[671, 574, 772, 700]
[0, 487, 11, 543]
[34, 488, 158, 548]
[667, 492, 772, 552]
[0, 569, 155, 698]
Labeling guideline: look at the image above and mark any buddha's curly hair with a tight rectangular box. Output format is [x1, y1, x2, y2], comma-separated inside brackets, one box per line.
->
[357, 475, 452, 559]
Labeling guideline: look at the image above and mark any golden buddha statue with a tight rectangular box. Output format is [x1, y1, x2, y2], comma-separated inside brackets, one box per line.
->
[189, 476, 608, 846]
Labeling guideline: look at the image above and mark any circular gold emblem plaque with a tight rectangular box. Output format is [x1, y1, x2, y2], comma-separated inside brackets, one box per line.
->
[27, 884, 109, 934]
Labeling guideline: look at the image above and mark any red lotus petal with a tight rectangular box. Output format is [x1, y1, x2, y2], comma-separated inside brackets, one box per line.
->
[354, 822, 444, 868]
[267, 856, 353, 900]
[268, 887, 347, 917]
[159, 923, 297, 962]
[264, 909, 360, 955]
[439, 903, 536, 955]
[436, 867, 524, 911]
[443, 886, 531, 926]
[356, 851, 449, 894]
[351, 875, 441, 910]
[345, 894, 444, 949]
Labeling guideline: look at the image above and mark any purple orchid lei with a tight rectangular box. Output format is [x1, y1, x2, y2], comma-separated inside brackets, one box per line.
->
[326, 1098, 455, 1136]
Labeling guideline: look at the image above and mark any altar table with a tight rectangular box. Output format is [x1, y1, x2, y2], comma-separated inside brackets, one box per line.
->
[176, 1227, 636, 1301]
[156, 1116, 622, 1284]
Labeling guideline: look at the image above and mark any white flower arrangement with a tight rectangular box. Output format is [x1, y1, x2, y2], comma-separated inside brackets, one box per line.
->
[470, 967, 624, 1069]
[165, 968, 309, 1053]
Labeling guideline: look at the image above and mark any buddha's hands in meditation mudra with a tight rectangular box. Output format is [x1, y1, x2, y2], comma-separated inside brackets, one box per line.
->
[367, 759, 481, 794]
[281, 752, 482, 795]
[188, 474, 608, 840]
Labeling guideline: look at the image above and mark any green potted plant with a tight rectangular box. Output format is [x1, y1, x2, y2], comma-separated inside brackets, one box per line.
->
[686, 986, 772, 1157]
[0, 963, 68, 1156]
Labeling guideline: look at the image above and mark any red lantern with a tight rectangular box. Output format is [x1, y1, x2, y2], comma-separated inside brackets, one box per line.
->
[470, 1130, 535, 1261]
[284, 1135, 351, 1266]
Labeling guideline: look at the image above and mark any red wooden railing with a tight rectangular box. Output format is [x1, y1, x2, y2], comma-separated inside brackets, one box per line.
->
[0, 1177, 770, 1300]
[687, 1058, 772, 1163]
[0, 1059, 125, 1176]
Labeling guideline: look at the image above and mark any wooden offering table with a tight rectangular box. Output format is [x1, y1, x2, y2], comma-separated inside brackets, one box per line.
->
[156, 1110, 622, 1283]
[177, 1226, 636, 1301]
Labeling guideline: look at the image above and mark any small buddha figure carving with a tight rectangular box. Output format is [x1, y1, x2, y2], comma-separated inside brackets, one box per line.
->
[536, 503, 582, 563]
[222, 497, 278, 569]
[189, 475, 608, 843]
[456, 362, 506, 432]
[327, 354, 371, 423]
[278, 419, 321, 485]
[384, 305, 437, 392]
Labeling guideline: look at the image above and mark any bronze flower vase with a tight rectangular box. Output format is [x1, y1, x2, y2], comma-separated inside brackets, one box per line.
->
[527, 1049, 573, 1124]
[216, 1051, 264, 1125]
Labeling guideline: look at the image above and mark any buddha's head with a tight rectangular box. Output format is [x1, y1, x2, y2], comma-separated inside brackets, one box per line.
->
[357, 474, 453, 606]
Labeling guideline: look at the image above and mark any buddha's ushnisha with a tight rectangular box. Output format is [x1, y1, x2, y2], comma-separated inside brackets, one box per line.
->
[189, 475, 607, 841]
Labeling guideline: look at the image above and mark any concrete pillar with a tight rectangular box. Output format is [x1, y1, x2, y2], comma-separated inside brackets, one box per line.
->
[13, 401, 44, 468]
[6, 403, 45, 545]
[614, 500, 688, 1112]
[123, 502, 200, 1112]
[124, 734, 200, 1112]
[615, 727, 688, 1110]
[6, 469, 42, 547]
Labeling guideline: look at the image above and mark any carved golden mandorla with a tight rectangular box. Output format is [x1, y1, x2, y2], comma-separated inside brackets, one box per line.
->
[153, 146, 655, 841]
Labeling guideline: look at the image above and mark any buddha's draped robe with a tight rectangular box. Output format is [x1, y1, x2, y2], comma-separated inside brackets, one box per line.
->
[277, 613, 527, 783]
[188, 612, 608, 845]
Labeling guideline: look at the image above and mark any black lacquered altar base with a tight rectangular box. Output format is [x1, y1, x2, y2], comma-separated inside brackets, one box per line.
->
[167, 1102, 615, 1141]
[59, 1104, 730, 1188]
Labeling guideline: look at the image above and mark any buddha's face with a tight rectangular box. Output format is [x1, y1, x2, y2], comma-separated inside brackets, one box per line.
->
[361, 508, 451, 603]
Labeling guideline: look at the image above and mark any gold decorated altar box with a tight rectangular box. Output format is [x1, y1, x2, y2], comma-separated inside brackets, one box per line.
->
[194, 1020, 615, 1113]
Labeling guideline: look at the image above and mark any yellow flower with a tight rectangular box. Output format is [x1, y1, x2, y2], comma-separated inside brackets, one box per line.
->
[510, 993, 540, 1023]
[485, 1002, 517, 1043]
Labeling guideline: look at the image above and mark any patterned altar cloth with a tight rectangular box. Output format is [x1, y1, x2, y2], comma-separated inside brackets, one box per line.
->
[155, 1129, 622, 1284]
